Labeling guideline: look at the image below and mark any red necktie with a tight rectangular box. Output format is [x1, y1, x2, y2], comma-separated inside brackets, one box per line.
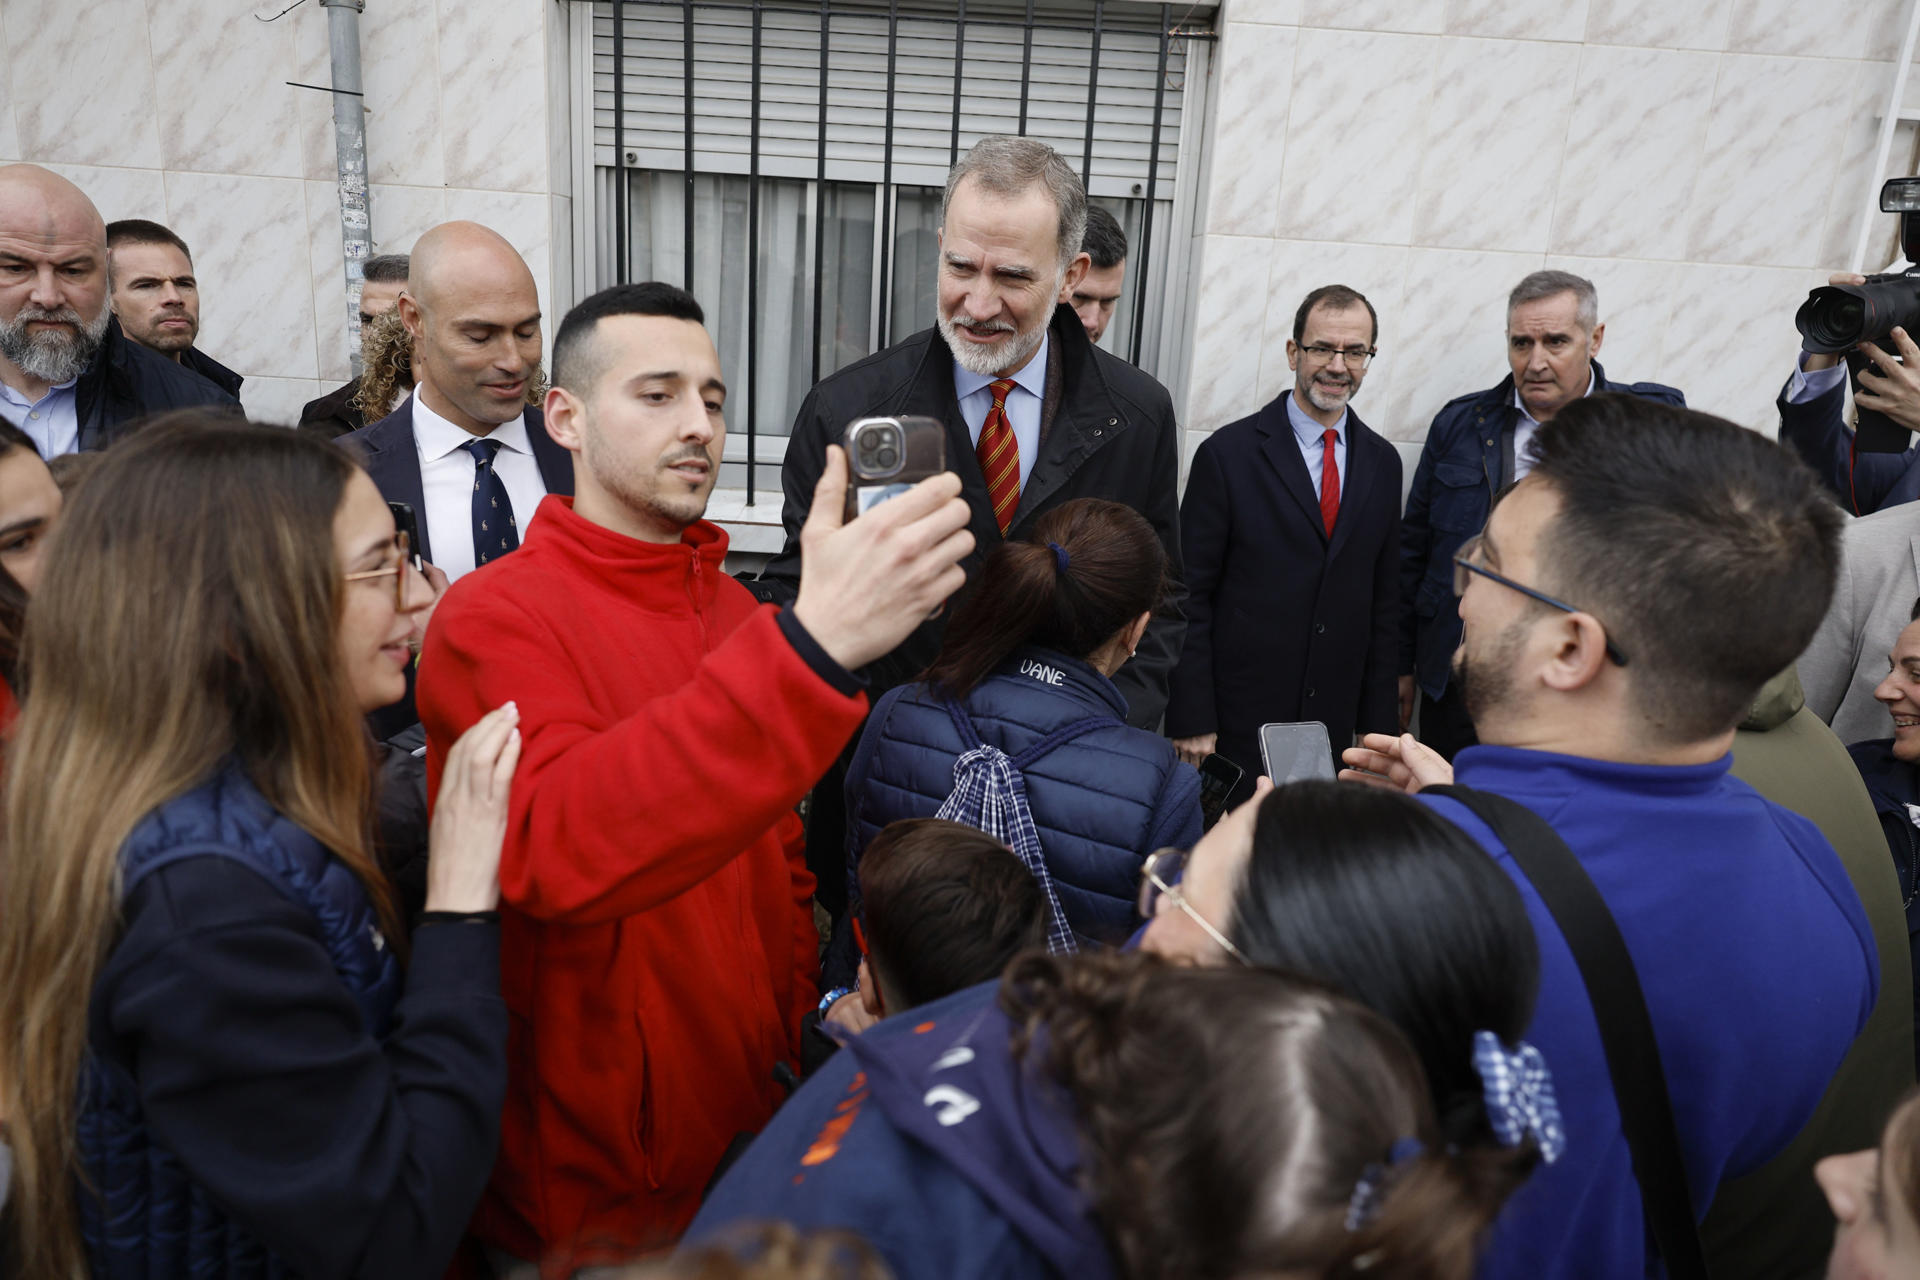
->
[977, 378, 1020, 535]
[1319, 428, 1340, 536]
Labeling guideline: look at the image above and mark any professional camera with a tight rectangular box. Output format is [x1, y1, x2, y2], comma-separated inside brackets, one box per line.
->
[1794, 178, 1920, 452]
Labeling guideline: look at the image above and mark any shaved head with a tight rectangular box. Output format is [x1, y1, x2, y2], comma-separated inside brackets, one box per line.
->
[396, 220, 544, 436]
[0, 165, 112, 390]
[405, 221, 536, 315]
[0, 165, 107, 249]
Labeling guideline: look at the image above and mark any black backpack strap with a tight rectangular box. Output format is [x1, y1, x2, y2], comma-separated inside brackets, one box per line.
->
[1424, 783, 1707, 1280]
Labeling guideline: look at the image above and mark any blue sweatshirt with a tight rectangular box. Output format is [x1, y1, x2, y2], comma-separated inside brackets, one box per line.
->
[1424, 746, 1877, 1279]
[686, 982, 1111, 1280]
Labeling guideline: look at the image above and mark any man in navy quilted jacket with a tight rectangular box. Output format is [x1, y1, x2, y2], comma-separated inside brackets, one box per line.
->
[1399, 270, 1682, 759]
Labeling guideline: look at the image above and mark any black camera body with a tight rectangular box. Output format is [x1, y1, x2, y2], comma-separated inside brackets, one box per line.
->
[1794, 178, 1920, 453]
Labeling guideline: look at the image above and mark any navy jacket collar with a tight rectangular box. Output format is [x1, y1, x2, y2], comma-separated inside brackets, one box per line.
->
[992, 647, 1130, 722]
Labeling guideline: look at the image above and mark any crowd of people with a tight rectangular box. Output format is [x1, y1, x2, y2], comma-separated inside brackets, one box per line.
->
[0, 126, 1916, 1280]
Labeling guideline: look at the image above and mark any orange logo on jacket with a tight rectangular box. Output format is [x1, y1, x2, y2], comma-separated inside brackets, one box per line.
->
[799, 1072, 869, 1169]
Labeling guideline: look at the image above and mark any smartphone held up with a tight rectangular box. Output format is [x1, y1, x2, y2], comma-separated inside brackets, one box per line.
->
[842, 415, 947, 521]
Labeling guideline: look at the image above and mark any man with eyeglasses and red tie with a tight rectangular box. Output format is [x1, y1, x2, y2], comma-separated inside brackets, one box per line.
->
[1166, 285, 1403, 799]
[1398, 269, 1683, 759]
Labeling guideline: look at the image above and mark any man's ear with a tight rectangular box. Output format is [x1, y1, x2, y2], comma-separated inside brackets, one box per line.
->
[1587, 320, 1606, 357]
[396, 291, 425, 342]
[1539, 611, 1613, 695]
[1058, 251, 1091, 303]
[543, 386, 585, 453]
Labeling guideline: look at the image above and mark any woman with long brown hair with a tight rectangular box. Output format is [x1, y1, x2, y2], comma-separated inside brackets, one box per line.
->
[0, 418, 519, 1278]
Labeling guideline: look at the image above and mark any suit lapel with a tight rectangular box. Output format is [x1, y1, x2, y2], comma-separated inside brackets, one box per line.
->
[524, 406, 576, 497]
[1257, 396, 1327, 541]
[1327, 410, 1378, 559]
[362, 395, 433, 565]
[899, 343, 1006, 558]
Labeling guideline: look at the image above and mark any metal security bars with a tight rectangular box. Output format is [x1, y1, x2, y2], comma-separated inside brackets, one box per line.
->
[585, 0, 1216, 504]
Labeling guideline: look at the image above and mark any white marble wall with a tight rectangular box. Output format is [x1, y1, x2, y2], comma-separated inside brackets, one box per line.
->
[1185, 0, 1920, 449]
[0, 0, 572, 427]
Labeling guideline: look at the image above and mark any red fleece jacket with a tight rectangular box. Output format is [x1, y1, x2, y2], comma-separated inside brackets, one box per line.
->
[418, 496, 867, 1273]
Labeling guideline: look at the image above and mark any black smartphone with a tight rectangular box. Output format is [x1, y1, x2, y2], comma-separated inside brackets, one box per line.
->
[1258, 722, 1336, 785]
[386, 501, 424, 571]
[843, 415, 948, 521]
[1195, 753, 1245, 829]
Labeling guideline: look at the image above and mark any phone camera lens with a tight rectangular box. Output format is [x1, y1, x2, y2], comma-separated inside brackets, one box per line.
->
[875, 446, 899, 470]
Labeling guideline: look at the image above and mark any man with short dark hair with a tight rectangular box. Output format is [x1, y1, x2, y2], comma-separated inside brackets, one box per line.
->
[1168, 284, 1400, 793]
[300, 253, 411, 439]
[105, 218, 242, 398]
[1071, 204, 1127, 346]
[420, 281, 974, 1273]
[0, 165, 234, 456]
[1399, 270, 1683, 758]
[1346, 396, 1877, 1280]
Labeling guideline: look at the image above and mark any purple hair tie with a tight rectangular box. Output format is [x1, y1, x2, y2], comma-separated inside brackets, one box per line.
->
[1048, 541, 1070, 573]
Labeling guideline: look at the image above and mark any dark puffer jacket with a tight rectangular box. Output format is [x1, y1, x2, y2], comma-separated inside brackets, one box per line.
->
[844, 648, 1201, 952]
[75, 317, 240, 451]
[77, 763, 504, 1279]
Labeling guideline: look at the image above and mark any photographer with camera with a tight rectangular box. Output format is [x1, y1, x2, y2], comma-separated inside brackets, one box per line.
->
[1779, 275, 1920, 516]
[1780, 180, 1920, 515]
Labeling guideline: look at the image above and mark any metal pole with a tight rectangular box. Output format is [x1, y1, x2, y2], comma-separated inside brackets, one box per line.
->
[614, 0, 629, 283]
[1016, 0, 1034, 136]
[1129, 6, 1170, 369]
[320, 0, 371, 377]
[747, 2, 762, 503]
[1081, 2, 1102, 188]
[949, 0, 966, 166]
[811, 0, 830, 385]
[683, 0, 697, 289]
[877, 0, 898, 347]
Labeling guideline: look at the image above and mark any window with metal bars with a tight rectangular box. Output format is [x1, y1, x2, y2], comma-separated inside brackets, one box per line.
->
[575, 0, 1216, 503]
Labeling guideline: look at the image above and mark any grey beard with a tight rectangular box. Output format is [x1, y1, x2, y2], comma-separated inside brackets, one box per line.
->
[0, 305, 110, 384]
[939, 310, 1046, 378]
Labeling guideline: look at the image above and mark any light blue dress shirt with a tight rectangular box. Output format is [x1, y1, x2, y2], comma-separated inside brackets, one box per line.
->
[1785, 350, 1848, 404]
[1284, 388, 1346, 501]
[0, 377, 80, 457]
[954, 331, 1049, 493]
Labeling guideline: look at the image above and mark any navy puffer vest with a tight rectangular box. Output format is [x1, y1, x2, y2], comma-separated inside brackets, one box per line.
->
[76, 765, 400, 1279]
[844, 648, 1203, 947]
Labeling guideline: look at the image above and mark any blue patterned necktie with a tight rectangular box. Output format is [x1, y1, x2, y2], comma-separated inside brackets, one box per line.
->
[463, 438, 519, 566]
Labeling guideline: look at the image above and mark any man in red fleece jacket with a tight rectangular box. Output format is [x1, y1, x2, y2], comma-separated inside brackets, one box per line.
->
[418, 281, 973, 1276]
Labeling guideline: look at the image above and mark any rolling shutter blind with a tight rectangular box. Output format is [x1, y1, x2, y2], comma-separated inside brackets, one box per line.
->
[590, 2, 1191, 197]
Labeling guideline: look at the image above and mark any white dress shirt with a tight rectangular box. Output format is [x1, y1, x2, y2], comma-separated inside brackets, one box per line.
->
[1285, 388, 1347, 501]
[0, 376, 79, 457]
[954, 331, 1049, 493]
[412, 390, 548, 581]
[1511, 368, 1597, 481]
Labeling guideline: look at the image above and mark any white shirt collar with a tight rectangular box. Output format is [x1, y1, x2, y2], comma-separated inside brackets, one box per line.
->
[953, 330, 1050, 403]
[1514, 367, 1597, 427]
[412, 387, 531, 464]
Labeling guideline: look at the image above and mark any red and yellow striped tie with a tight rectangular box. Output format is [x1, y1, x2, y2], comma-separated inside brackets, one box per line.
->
[976, 377, 1020, 535]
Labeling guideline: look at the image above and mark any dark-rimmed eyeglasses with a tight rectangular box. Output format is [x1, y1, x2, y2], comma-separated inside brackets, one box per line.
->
[1299, 344, 1376, 369]
[1452, 535, 1628, 667]
[1137, 848, 1245, 962]
[343, 531, 418, 610]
